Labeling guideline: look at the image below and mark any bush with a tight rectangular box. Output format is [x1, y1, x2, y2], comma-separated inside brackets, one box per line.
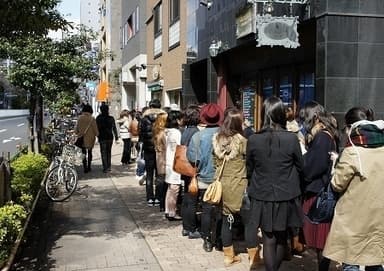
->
[0, 203, 27, 265]
[10, 153, 49, 202]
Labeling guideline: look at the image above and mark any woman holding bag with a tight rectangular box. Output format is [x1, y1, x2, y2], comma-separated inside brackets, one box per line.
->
[75, 104, 98, 173]
[211, 107, 248, 267]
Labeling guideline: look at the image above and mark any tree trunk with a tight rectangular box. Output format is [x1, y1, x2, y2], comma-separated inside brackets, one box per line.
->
[29, 96, 36, 153]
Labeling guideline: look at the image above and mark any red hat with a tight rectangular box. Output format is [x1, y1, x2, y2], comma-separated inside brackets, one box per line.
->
[200, 103, 224, 126]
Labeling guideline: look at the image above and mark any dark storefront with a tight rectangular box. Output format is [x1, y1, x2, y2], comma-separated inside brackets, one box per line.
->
[184, 0, 384, 129]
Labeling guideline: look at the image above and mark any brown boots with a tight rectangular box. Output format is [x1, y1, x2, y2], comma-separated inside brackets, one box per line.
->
[247, 247, 262, 270]
[292, 236, 304, 253]
[223, 246, 241, 267]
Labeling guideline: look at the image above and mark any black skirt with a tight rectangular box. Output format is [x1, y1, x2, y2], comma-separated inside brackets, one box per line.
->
[246, 197, 303, 232]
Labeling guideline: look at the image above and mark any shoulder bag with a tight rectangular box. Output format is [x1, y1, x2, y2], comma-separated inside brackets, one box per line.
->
[203, 157, 226, 205]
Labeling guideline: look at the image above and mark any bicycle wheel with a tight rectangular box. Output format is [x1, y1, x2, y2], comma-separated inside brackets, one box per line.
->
[45, 165, 78, 201]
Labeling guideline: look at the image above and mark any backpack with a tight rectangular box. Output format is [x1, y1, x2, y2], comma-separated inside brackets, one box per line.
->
[130, 118, 139, 136]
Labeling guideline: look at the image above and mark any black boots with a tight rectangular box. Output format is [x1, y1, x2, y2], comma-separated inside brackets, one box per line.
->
[203, 237, 213, 252]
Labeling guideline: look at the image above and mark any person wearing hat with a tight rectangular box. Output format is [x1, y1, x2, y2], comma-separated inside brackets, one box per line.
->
[187, 103, 224, 252]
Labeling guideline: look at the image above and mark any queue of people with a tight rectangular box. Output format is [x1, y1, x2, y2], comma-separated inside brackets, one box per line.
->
[75, 98, 383, 271]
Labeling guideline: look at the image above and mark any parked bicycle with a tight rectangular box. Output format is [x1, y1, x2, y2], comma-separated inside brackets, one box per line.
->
[45, 133, 83, 202]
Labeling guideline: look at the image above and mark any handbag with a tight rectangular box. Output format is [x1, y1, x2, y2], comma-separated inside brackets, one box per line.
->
[307, 183, 338, 224]
[173, 145, 196, 177]
[74, 136, 84, 148]
[203, 157, 226, 205]
[188, 175, 199, 196]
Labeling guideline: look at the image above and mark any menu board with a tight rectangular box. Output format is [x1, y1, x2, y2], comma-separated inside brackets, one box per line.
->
[242, 88, 256, 127]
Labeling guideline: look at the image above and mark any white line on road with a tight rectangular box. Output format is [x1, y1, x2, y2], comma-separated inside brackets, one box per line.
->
[10, 136, 22, 140]
[0, 129, 6, 133]
[2, 139, 12, 143]
[17, 123, 25, 127]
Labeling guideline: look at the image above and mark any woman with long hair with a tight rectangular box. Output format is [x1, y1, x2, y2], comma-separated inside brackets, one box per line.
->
[301, 101, 339, 271]
[212, 107, 248, 266]
[245, 96, 304, 271]
[181, 105, 202, 238]
[164, 110, 183, 220]
[152, 112, 168, 210]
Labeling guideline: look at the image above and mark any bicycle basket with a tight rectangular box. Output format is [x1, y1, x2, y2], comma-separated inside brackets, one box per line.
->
[61, 145, 84, 166]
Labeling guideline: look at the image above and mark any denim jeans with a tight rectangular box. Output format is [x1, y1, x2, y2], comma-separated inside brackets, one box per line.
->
[343, 264, 384, 271]
[99, 140, 113, 171]
[144, 151, 157, 201]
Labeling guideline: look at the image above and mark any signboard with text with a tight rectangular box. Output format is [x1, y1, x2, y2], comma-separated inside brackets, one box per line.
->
[242, 88, 256, 127]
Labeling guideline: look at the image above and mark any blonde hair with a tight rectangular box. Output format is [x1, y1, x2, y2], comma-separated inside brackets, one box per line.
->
[153, 112, 168, 141]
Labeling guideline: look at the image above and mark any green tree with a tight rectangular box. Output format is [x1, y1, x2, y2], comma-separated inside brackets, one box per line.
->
[0, 0, 68, 38]
[0, 30, 98, 151]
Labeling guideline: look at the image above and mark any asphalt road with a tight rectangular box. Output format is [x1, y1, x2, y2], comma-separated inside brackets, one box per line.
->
[0, 116, 30, 157]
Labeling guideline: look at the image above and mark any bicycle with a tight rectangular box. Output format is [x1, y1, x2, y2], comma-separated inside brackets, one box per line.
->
[45, 140, 83, 202]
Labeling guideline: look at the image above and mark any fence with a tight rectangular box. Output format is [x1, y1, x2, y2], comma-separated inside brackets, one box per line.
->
[0, 154, 12, 206]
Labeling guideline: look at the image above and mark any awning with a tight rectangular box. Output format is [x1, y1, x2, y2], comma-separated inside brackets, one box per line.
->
[96, 81, 109, 101]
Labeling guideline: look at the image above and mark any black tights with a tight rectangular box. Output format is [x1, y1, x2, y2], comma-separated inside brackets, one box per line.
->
[262, 231, 287, 271]
[317, 249, 330, 271]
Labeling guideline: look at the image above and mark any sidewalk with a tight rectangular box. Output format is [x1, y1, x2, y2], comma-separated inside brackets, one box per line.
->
[13, 142, 329, 271]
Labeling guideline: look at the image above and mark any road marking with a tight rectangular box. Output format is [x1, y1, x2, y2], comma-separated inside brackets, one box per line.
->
[0, 129, 6, 133]
[17, 123, 25, 127]
[2, 137, 22, 143]
[10, 136, 22, 140]
[2, 139, 12, 143]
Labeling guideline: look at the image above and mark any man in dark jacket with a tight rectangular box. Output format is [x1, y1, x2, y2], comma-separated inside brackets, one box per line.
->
[139, 99, 165, 206]
[96, 104, 119, 173]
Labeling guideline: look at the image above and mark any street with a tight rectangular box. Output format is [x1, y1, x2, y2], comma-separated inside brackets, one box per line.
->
[0, 116, 30, 157]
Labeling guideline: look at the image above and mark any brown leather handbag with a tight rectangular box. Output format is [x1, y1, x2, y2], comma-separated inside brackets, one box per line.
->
[173, 145, 196, 177]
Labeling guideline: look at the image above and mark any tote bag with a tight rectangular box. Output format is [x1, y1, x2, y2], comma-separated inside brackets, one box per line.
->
[203, 157, 226, 205]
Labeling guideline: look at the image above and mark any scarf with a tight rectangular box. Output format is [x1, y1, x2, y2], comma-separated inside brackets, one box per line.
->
[346, 121, 384, 148]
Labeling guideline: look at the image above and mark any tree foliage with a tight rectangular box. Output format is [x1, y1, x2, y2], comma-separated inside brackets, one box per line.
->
[0, 0, 69, 38]
[0, 29, 98, 109]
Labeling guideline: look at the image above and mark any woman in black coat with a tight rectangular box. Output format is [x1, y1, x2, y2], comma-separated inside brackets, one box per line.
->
[245, 97, 304, 271]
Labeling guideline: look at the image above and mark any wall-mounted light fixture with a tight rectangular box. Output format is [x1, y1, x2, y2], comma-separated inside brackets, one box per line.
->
[263, 0, 274, 14]
[199, 0, 213, 10]
[209, 40, 229, 57]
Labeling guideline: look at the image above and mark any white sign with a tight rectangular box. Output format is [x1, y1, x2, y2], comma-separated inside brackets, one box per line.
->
[256, 15, 300, 48]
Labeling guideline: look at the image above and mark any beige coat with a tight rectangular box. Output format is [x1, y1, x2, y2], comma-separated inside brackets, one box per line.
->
[154, 129, 166, 175]
[323, 146, 384, 266]
[212, 133, 248, 215]
[75, 112, 99, 149]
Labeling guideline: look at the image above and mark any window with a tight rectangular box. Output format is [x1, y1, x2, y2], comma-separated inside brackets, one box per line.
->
[122, 6, 140, 46]
[169, 0, 179, 25]
[154, 3, 162, 36]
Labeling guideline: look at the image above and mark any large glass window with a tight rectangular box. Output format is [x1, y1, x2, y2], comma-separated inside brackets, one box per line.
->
[279, 74, 293, 107]
[169, 0, 179, 25]
[154, 3, 162, 36]
[262, 77, 273, 98]
[299, 72, 315, 109]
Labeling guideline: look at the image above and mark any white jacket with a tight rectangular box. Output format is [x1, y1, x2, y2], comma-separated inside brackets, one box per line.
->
[165, 128, 181, 184]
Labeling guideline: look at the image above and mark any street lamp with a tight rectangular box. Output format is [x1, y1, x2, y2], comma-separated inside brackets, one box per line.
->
[209, 40, 222, 57]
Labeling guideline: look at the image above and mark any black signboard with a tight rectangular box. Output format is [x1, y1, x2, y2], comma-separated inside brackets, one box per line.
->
[242, 88, 256, 127]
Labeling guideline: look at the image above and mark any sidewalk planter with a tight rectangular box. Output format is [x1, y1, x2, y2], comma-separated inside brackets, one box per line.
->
[0, 152, 49, 270]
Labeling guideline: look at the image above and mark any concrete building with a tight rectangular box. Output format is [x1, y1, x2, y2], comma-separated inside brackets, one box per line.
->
[98, 0, 122, 118]
[120, 1, 148, 111]
[184, 0, 384, 129]
[80, 0, 100, 32]
[145, 0, 186, 108]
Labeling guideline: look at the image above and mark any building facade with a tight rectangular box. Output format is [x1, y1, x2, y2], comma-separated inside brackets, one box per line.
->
[98, 0, 122, 118]
[146, 0, 187, 108]
[80, 0, 101, 32]
[120, 0, 148, 111]
[184, 0, 384, 128]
